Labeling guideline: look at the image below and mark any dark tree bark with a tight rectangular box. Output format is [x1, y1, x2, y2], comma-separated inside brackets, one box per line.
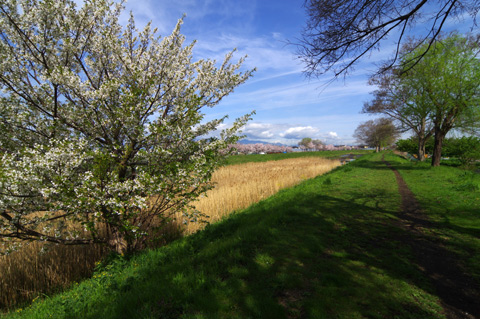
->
[431, 128, 444, 167]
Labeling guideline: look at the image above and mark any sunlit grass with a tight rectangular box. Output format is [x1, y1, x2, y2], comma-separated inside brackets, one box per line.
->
[225, 149, 371, 165]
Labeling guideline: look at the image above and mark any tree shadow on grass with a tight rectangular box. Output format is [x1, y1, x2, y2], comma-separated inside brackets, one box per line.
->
[70, 183, 446, 319]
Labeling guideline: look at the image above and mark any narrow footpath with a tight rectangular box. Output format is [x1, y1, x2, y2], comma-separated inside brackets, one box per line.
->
[383, 157, 480, 319]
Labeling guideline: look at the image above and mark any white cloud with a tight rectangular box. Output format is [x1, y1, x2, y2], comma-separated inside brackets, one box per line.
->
[237, 122, 353, 145]
[280, 126, 319, 139]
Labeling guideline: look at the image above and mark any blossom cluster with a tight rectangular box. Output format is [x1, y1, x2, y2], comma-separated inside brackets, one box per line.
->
[299, 144, 355, 151]
[0, 0, 254, 254]
[230, 143, 293, 154]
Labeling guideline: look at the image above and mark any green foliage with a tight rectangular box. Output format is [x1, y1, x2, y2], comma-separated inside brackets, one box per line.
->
[401, 35, 480, 166]
[396, 137, 434, 155]
[397, 136, 480, 167]
[368, 34, 480, 165]
[442, 136, 480, 167]
[396, 138, 418, 154]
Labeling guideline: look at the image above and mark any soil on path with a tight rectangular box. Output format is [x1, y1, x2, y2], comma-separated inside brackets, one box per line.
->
[383, 158, 480, 319]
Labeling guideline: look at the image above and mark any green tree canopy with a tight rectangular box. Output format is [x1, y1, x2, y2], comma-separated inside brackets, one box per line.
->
[399, 34, 480, 166]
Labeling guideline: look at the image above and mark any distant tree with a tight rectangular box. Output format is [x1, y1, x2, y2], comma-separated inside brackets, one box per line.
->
[232, 143, 292, 155]
[299, 0, 480, 77]
[324, 144, 337, 151]
[354, 118, 398, 152]
[298, 137, 314, 151]
[312, 139, 325, 150]
[299, 137, 312, 147]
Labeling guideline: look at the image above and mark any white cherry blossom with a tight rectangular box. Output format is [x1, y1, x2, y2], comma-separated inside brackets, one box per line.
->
[0, 0, 254, 254]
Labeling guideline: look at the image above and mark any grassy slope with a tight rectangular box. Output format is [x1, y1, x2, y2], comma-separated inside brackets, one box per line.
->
[4, 152, 479, 319]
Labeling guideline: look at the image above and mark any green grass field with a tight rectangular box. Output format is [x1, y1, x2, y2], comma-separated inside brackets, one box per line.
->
[2, 152, 479, 319]
[224, 149, 371, 165]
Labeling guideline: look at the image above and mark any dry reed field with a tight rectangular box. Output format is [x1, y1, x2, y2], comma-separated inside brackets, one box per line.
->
[184, 157, 341, 233]
[0, 156, 340, 309]
[0, 242, 106, 309]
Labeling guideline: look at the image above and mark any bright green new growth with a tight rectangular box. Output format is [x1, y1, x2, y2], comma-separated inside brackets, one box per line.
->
[399, 35, 480, 166]
[366, 34, 480, 165]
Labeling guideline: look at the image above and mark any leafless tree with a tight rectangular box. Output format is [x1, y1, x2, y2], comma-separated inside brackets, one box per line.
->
[298, 0, 480, 77]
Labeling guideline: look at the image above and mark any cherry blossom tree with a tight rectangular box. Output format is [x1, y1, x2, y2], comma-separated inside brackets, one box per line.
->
[0, 0, 254, 254]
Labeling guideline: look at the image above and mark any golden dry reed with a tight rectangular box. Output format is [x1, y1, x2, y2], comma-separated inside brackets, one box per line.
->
[183, 157, 341, 233]
[0, 242, 107, 309]
[0, 156, 340, 309]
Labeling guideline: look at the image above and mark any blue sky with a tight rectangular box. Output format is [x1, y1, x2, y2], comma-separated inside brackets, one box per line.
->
[114, 0, 472, 146]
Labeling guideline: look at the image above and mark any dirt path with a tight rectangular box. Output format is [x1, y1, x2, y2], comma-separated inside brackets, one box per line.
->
[383, 158, 480, 319]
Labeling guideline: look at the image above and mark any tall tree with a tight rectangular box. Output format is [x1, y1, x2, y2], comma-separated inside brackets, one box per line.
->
[299, 0, 480, 77]
[0, 0, 254, 254]
[354, 118, 398, 152]
[394, 35, 480, 166]
[363, 53, 435, 161]
[364, 35, 480, 165]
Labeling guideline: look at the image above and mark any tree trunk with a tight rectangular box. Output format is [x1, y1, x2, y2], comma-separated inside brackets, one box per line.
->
[417, 134, 426, 162]
[108, 227, 129, 255]
[431, 129, 445, 167]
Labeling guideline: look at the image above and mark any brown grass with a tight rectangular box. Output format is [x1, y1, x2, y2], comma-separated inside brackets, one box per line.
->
[0, 242, 106, 309]
[183, 157, 341, 233]
[0, 156, 340, 309]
